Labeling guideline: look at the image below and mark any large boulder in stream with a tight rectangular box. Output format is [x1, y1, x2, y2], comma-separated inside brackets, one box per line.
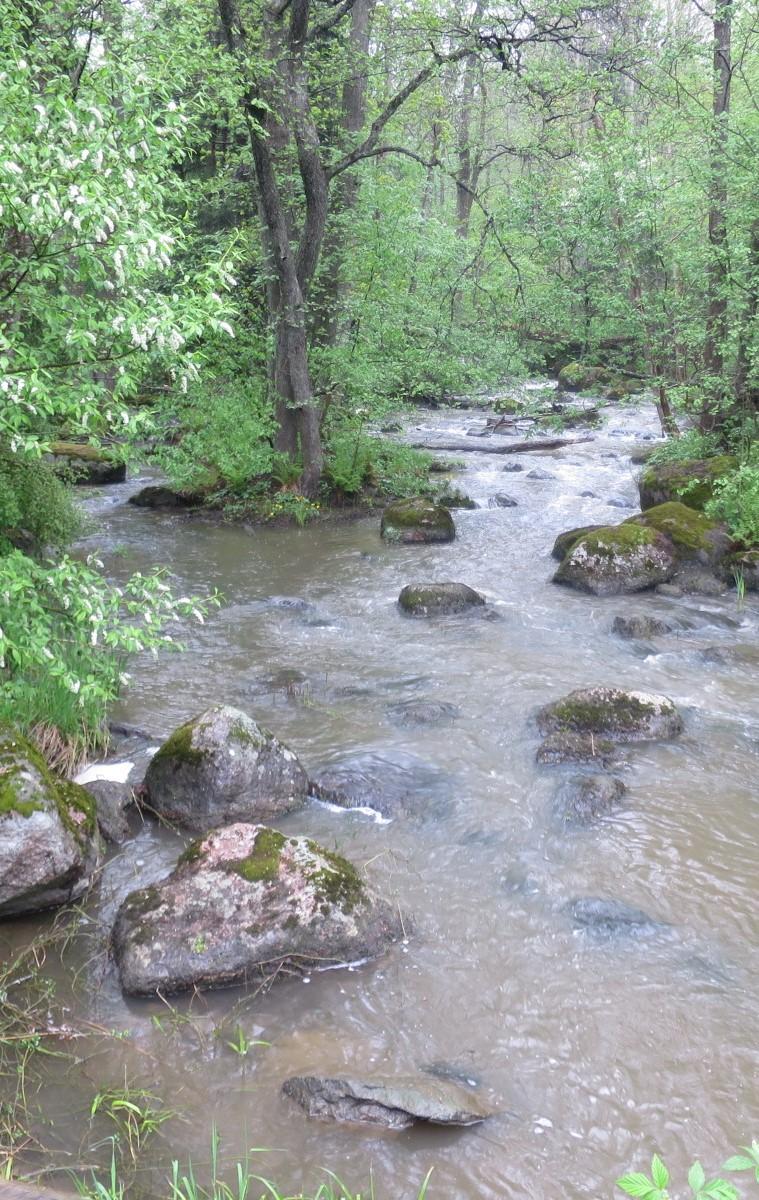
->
[48, 441, 126, 485]
[282, 1074, 491, 1130]
[380, 498, 455, 544]
[638, 455, 736, 512]
[551, 524, 606, 562]
[143, 706, 308, 833]
[0, 729, 100, 917]
[113, 823, 402, 996]
[624, 502, 731, 567]
[398, 582, 486, 616]
[553, 524, 677, 595]
[557, 362, 609, 393]
[537, 687, 683, 744]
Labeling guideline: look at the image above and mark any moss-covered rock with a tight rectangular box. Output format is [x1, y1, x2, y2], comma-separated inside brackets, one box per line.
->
[624, 502, 731, 566]
[638, 456, 736, 511]
[398, 582, 486, 616]
[536, 686, 683, 743]
[128, 485, 202, 509]
[49, 441, 126, 485]
[0, 727, 100, 917]
[553, 524, 677, 595]
[380, 498, 455, 544]
[557, 362, 609, 393]
[434, 488, 477, 509]
[144, 705, 309, 833]
[113, 822, 403, 996]
[551, 524, 606, 562]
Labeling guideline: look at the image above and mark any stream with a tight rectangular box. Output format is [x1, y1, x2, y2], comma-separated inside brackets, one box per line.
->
[4, 387, 759, 1199]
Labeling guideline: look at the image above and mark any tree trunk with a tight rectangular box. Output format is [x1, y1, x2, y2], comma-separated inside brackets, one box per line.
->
[701, 0, 732, 433]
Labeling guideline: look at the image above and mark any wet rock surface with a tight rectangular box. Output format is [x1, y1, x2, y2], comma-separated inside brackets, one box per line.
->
[113, 823, 402, 996]
[380, 498, 456, 544]
[281, 1074, 491, 1130]
[398, 582, 486, 616]
[553, 525, 677, 595]
[537, 687, 683, 743]
[536, 731, 620, 767]
[143, 705, 308, 832]
[488, 493, 519, 508]
[552, 775, 627, 827]
[385, 700, 461, 727]
[612, 614, 674, 639]
[310, 751, 450, 818]
[564, 897, 670, 938]
[0, 729, 100, 917]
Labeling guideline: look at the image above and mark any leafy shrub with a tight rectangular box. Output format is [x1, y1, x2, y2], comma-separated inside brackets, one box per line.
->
[706, 462, 759, 546]
[0, 450, 82, 554]
[617, 1140, 759, 1200]
[648, 430, 723, 466]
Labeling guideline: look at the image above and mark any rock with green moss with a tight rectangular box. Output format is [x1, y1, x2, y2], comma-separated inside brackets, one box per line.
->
[48, 441, 126, 485]
[144, 705, 308, 833]
[638, 456, 736, 511]
[536, 731, 620, 766]
[435, 488, 477, 509]
[551, 524, 606, 562]
[0, 728, 100, 917]
[624, 502, 731, 566]
[380, 498, 455, 544]
[537, 686, 683, 743]
[557, 362, 610, 393]
[553, 524, 677, 595]
[112, 822, 403, 996]
[398, 582, 486, 616]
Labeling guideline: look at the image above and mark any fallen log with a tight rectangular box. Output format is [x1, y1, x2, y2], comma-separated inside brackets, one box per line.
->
[409, 436, 594, 455]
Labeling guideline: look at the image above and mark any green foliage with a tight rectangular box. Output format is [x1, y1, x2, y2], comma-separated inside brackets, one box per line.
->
[706, 460, 759, 546]
[0, 550, 217, 745]
[617, 1143, 759, 1200]
[648, 432, 724, 467]
[0, 449, 82, 554]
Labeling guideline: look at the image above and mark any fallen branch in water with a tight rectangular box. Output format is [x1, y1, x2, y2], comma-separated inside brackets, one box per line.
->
[408, 435, 594, 454]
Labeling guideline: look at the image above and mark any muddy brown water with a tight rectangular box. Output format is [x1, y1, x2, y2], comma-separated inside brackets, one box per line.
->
[3, 393, 759, 1199]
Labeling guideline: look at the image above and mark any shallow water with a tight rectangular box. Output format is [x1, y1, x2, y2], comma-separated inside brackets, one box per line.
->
[4, 393, 759, 1198]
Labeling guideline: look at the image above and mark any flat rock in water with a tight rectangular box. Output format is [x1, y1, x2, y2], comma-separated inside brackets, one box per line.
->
[310, 751, 450, 818]
[113, 823, 402, 996]
[488, 493, 518, 508]
[537, 687, 682, 743]
[553, 775, 627, 827]
[526, 468, 555, 480]
[281, 1074, 491, 1130]
[612, 615, 674, 640]
[536, 732, 620, 767]
[564, 897, 669, 938]
[398, 582, 486, 617]
[143, 705, 308, 833]
[386, 700, 461, 728]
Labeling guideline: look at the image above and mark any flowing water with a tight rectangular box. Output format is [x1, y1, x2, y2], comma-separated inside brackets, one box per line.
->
[4, 391, 759, 1199]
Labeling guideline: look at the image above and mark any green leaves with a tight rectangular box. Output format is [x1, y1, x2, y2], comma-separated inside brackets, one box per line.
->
[617, 1150, 748, 1200]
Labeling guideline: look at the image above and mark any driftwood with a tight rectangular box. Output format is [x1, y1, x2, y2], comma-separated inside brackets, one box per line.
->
[409, 436, 594, 455]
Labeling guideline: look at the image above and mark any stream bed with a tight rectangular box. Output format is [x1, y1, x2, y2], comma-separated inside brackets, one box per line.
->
[3, 391, 759, 1199]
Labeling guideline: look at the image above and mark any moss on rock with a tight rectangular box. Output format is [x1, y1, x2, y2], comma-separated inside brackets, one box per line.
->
[557, 362, 609, 392]
[307, 844, 366, 913]
[639, 456, 736, 512]
[551, 524, 606, 561]
[380, 498, 455, 544]
[537, 686, 682, 743]
[553, 524, 677, 595]
[625, 501, 730, 564]
[150, 719, 207, 768]
[228, 827, 287, 883]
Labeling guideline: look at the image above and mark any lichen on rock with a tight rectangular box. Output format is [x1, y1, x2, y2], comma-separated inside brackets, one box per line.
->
[553, 524, 677, 595]
[537, 686, 683, 743]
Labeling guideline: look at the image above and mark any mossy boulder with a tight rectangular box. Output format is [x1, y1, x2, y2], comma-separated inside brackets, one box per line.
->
[557, 362, 609, 393]
[128, 485, 201, 510]
[551, 524, 606, 562]
[435, 488, 477, 509]
[0, 728, 100, 917]
[49, 441, 126, 485]
[638, 456, 736, 512]
[398, 582, 486, 616]
[624, 502, 731, 566]
[144, 705, 308, 833]
[112, 822, 403, 996]
[380, 498, 455, 544]
[553, 524, 677, 595]
[536, 686, 683, 743]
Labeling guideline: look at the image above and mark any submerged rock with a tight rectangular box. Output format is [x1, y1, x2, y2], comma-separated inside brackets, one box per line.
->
[435, 488, 477, 509]
[113, 823, 401, 996]
[502, 461, 524, 472]
[386, 700, 461, 728]
[553, 775, 627, 827]
[310, 751, 450, 818]
[564, 897, 669, 938]
[143, 705, 308, 833]
[537, 687, 683, 743]
[281, 1074, 490, 1130]
[0, 729, 100, 917]
[526, 468, 555, 481]
[553, 524, 677, 595]
[612, 614, 674, 639]
[398, 582, 486, 616]
[488, 493, 518, 508]
[551, 524, 606, 562]
[49, 441, 126, 485]
[625, 502, 731, 567]
[536, 732, 619, 766]
[380, 498, 455, 544]
[607, 496, 633, 509]
[638, 456, 736, 512]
